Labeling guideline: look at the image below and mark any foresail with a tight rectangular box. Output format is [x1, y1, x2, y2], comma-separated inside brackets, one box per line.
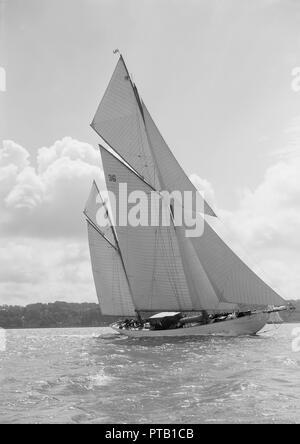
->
[191, 220, 285, 307]
[87, 221, 136, 316]
[100, 146, 194, 312]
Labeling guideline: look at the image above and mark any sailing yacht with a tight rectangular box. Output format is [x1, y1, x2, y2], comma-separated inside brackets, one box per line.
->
[84, 53, 289, 337]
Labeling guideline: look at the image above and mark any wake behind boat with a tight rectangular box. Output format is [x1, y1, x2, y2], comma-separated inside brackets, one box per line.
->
[84, 52, 291, 338]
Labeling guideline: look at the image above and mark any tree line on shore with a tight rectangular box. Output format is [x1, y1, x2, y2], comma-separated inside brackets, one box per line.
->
[0, 300, 299, 329]
[0, 301, 117, 329]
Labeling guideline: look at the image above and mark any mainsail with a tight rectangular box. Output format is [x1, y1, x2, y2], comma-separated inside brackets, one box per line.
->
[86, 54, 286, 316]
[100, 146, 197, 312]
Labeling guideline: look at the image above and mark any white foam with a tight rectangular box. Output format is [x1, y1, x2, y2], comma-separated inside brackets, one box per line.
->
[86, 371, 115, 389]
[0, 328, 6, 352]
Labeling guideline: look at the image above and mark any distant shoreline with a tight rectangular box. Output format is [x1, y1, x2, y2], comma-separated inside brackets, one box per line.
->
[1, 300, 300, 329]
[0, 301, 119, 330]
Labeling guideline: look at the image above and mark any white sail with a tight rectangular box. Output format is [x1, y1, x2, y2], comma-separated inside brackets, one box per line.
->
[190, 220, 285, 307]
[91, 56, 215, 217]
[84, 181, 116, 247]
[142, 101, 216, 217]
[91, 56, 160, 189]
[175, 225, 219, 310]
[100, 146, 198, 312]
[86, 55, 286, 320]
[87, 221, 136, 316]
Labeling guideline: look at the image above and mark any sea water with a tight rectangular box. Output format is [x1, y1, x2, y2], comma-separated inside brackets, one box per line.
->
[0, 324, 299, 423]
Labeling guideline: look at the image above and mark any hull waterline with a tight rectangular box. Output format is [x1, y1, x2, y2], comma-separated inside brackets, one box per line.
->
[111, 313, 269, 338]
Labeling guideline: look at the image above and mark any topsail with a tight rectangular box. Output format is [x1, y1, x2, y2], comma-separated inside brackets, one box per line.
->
[91, 56, 216, 217]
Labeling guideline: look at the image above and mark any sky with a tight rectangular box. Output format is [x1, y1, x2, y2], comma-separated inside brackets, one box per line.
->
[0, 0, 300, 305]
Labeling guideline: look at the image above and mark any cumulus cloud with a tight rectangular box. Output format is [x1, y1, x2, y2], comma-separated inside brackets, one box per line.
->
[221, 157, 300, 246]
[0, 231, 94, 305]
[190, 173, 217, 211]
[0, 137, 105, 237]
[0, 137, 105, 304]
[37, 137, 100, 174]
[271, 116, 300, 160]
[0, 140, 30, 171]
